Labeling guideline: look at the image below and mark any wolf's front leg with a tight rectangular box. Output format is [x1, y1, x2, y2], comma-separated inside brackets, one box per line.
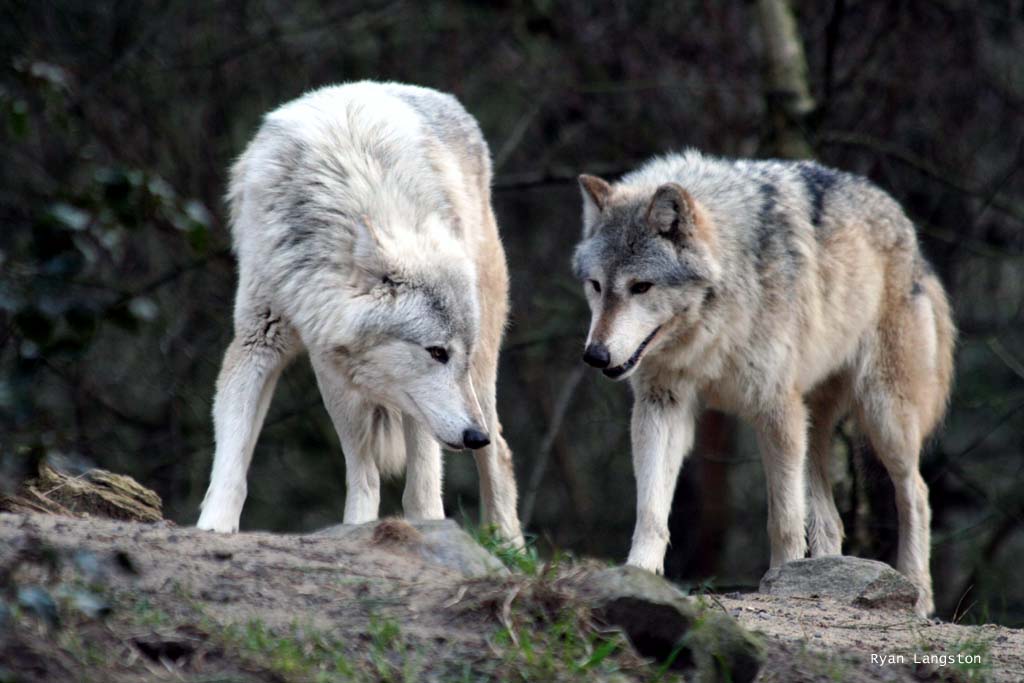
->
[754, 393, 809, 567]
[626, 382, 696, 574]
[402, 415, 444, 520]
[310, 353, 381, 525]
[198, 315, 297, 533]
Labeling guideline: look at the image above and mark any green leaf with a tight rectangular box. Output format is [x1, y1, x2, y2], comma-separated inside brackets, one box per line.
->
[580, 639, 618, 670]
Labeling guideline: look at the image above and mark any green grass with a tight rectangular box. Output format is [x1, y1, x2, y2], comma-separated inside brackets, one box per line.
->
[219, 618, 357, 681]
[471, 523, 542, 575]
[494, 614, 626, 681]
[366, 614, 422, 683]
[914, 630, 994, 683]
[59, 629, 107, 668]
[130, 597, 171, 627]
[211, 614, 431, 683]
[950, 633, 994, 682]
[472, 563, 687, 683]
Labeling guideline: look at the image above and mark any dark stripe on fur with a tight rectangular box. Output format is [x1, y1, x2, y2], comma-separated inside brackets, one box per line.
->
[798, 162, 839, 230]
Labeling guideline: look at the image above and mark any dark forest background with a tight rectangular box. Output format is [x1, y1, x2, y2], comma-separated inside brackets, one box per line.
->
[2, 1, 1022, 626]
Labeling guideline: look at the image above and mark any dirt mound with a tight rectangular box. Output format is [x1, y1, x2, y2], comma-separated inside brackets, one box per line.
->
[0, 513, 1020, 682]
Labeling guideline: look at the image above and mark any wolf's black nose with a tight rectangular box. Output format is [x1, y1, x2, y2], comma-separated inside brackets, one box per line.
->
[582, 343, 611, 369]
[463, 428, 490, 450]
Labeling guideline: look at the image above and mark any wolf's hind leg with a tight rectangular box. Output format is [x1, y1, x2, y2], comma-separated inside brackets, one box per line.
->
[198, 311, 298, 532]
[854, 285, 941, 616]
[856, 364, 934, 612]
[472, 410, 524, 547]
[473, 428, 522, 545]
[806, 376, 850, 557]
[470, 360, 524, 547]
[857, 397, 932, 615]
[402, 415, 444, 520]
[626, 383, 696, 574]
[755, 393, 809, 567]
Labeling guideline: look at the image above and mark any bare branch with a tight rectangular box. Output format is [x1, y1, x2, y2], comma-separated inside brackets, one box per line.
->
[520, 364, 586, 527]
[819, 131, 1024, 225]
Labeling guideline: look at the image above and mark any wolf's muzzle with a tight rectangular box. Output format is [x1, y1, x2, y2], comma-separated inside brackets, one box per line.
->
[602, 326, 662, 379]
[582, 342, 611, 369]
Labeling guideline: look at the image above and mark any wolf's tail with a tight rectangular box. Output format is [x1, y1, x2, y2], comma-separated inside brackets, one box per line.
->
[921, 272, 957, 437]
[359, 405, 407, 479]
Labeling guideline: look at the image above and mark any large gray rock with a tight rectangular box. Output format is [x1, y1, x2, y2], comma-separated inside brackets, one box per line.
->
[759, 556, 918, 610]
[577, 566, 765, 683]
[316, 518, 508, 579]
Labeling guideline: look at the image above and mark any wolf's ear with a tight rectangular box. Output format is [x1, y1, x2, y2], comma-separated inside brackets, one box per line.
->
[579, 174, 611, 236]
[646, 183, 697, 239]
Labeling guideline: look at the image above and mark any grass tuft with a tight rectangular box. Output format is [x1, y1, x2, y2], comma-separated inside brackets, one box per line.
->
[472, 524, 542, 575]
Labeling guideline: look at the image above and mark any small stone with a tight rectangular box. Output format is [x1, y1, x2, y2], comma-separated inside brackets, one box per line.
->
[69, 589, 112, 619]
[759, 556, 918, 611]
[316, 519, 507, 578]
[576, 566, 765, 683]
[17, 586, 59, 629]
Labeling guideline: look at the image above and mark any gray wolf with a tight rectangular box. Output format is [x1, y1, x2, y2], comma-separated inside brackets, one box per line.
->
[572, 150, 954, 615]
[197, 82, 523, 547]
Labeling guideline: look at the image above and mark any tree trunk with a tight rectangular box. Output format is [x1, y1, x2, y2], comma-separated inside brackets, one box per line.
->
[756, 0, 816, 159]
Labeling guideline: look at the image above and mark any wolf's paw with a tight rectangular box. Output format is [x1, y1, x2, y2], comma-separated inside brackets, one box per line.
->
[196, 509, 240, 533]
[915, 588, 935, 618]
[625, 553, 665, 576]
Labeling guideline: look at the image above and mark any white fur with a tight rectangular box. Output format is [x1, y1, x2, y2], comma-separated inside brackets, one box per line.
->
[198, 82, 523, 545]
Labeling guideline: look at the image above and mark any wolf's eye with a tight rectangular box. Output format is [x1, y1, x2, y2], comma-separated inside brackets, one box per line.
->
[588, 279, 601, 293]
[630, 281, 653, 295]
[426, 346, 449, 364]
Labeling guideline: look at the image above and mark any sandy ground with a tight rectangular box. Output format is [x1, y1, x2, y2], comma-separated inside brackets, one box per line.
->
[0, 512, 1020, 682]
[718, 592, 1022, 682]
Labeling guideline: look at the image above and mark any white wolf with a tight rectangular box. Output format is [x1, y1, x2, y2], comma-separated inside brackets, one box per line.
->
[197, 82, 523, 546]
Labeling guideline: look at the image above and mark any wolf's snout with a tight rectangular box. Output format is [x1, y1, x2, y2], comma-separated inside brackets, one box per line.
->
[462, 427, 490, 450]
[582, 343, 611, 369]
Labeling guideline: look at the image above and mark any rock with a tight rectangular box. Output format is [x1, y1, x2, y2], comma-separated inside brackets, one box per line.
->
[759, 556, 918, 610]
[576, 566, 765, 683]
[0, 464, 162, 522]
[316, 518, 508, 579]
[16, 586, 59, 630]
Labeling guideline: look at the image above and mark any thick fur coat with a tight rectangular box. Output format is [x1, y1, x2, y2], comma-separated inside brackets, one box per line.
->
[574, 150, 955, 615]
[198, 82, 523, 546]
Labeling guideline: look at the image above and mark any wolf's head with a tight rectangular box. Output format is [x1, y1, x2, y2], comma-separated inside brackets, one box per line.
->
[572, 174, 721, 381]
[333, 213, 489, 450]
